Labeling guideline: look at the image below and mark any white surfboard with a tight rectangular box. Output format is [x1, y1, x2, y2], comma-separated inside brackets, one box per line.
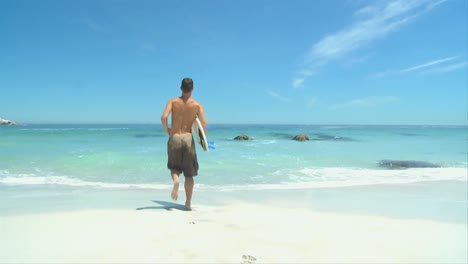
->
[192, 116, 209, 152]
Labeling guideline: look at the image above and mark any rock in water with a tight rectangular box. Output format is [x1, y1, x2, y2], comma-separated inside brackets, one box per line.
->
[233, 134, 252, 140]
[292, 134, 309, 141]
[378, 160, 440, 169]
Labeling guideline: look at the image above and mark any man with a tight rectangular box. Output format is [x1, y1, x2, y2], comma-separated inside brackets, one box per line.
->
[161, 78, 208, 210]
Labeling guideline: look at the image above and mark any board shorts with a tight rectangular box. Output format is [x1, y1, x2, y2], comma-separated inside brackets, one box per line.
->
[167, 134, 198, 177]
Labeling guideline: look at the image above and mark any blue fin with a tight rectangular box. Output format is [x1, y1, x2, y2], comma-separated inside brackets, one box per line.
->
[208, 141, 215, 150]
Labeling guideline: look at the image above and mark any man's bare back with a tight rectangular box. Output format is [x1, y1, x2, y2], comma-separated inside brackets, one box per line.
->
[169, 97, 199, 135]
[161, 96, 207, 136]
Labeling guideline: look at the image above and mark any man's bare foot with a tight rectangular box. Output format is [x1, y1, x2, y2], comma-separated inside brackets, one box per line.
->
[171, 181, 179, 200]
[185, 201, 192, 211]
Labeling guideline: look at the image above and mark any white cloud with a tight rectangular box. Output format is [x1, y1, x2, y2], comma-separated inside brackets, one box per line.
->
[371, 56, 465, 77]
[425, 0, 449, 10]
[400, 56, 458, 72]
[308, 0, 427, 61]
[330, 96, 398, 109]
[292, 78, 305, 89]
[422, 61, 468, 74]
[354, 5, 379, 18]
[293, 0, 445, 87]
[267, 90, 291, 102]
[342, 53, 374, 68]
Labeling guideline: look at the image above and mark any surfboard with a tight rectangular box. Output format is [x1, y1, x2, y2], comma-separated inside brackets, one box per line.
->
[192, 116, 209, 152]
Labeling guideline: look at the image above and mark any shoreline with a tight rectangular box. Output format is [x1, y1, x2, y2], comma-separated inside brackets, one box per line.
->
[1, 202, 466, 263]
[2, 180, 466, 223]
[1, 180, 467, 263]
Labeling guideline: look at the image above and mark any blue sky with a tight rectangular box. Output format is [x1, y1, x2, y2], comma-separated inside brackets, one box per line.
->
[1, 0, 467, 125]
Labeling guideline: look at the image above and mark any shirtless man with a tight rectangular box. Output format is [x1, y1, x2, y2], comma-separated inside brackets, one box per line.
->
[161, 78, 208, 210]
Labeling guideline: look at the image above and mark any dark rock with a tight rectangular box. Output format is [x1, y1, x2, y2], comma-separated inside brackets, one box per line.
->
[292, 134, 309, 141]
[378, 160, 440, 169]
[233, 134, 252, 140]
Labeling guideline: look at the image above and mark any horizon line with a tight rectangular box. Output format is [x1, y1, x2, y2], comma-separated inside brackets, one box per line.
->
[6, 122, 468, 127]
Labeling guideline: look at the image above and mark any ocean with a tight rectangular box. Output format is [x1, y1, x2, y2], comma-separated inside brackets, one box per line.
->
[1, 124, 467, 222]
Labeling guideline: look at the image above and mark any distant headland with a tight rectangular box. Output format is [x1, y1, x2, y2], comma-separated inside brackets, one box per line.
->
[0, 118, 19, 125]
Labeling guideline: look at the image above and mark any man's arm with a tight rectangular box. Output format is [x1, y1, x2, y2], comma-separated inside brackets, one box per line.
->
[197, 104, 208, 134]
[161, 100, 172, 135]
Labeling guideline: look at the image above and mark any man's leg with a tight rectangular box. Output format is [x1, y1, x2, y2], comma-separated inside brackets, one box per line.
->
[171, 170, 180, 201]
[184, 176, 194, 210]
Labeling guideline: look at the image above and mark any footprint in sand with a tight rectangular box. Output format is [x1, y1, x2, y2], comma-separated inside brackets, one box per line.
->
[241, 254, 257, 263]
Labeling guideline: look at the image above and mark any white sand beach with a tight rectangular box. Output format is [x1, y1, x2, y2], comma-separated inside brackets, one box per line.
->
[1, 201, 466, 263]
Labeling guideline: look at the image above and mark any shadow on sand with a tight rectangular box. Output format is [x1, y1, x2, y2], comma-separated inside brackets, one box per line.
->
[136, 200, 187, 211]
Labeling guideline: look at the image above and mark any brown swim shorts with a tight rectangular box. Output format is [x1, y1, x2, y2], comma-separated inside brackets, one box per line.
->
[167, 134, 199, 177]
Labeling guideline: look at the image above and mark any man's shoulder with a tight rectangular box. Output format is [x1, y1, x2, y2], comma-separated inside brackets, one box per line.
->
[189, 98, 203, 106]
[169, 97, 181, 103]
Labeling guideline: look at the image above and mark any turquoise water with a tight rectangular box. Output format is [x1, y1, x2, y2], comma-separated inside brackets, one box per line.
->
[1, 124, 467, 190]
